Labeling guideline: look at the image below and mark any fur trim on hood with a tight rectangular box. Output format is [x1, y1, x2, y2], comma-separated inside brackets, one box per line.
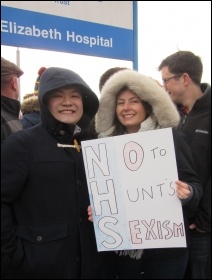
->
[95, 69, 180, 135]
[21, 95, 40, 115]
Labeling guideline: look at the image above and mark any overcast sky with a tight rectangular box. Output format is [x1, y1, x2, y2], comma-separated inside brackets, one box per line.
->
[1, 1, 211, 101]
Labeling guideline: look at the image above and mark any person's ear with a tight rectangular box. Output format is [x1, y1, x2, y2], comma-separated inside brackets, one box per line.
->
[182, 73, 190, 86]
[10, 76, 19, 91]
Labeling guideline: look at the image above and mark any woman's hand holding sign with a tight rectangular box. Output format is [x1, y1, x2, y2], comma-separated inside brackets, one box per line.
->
[88, 205, 93, 222]
[176, 180, 191, 200]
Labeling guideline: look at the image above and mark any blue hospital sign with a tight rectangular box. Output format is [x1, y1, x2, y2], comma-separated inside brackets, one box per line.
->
[1, 1, 134, 61]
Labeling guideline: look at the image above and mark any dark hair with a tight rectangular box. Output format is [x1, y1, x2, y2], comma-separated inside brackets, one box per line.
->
[158, 51, 203, 85]
[99, 67, 129, 91]
[112, 115, 127, 136]
[90, 67, 129, 138]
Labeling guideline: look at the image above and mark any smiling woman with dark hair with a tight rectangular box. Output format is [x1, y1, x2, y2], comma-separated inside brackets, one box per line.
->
[88, 68, 203, 279]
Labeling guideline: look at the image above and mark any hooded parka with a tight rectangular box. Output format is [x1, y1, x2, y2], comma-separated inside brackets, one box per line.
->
[20, 95, 41, 129]
[1, 68, 114, 279]
[95, 69, 203, 267]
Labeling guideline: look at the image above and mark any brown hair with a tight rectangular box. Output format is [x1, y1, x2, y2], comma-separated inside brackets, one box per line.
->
[99, 67, 129, 91]
[158, 51, 203, 85]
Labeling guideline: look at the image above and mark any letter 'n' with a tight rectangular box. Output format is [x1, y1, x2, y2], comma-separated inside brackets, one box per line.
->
[84, 144, 110, 178]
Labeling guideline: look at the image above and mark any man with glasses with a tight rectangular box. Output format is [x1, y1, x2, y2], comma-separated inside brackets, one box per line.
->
[158, 50, 211, 279]
[162, 74, 182, 86]
[1, 57, 24, 142]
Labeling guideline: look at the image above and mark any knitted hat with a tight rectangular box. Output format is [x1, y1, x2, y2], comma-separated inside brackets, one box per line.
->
[34, 67, 46, 95]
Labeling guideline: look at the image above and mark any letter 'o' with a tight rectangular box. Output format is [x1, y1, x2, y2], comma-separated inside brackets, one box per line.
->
[123, 141, 144, 171]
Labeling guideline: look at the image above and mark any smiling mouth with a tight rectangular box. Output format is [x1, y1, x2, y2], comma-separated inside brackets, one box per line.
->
[122, 114, 135, 118]
[59, 110, 75, 114]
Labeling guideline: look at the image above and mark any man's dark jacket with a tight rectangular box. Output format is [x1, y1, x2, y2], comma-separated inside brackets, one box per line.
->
[1, 95, 22, 142]
[1, 68, 117, 279]
[178, 83, 211, 233]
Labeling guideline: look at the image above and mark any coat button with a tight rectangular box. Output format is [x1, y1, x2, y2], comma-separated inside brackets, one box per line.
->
[79, 218, 84, 223]
[59, 130, 65, 135]
[76, 257, 81, 263]
[37, 236, 42, 242]
[77, 180, 82, 186]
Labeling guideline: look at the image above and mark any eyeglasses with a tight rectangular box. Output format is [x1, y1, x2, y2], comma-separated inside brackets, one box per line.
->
[162, 74, 182, 85]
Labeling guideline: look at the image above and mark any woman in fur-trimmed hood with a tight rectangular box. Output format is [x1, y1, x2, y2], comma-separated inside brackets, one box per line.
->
[93, 69, 203, 279]
[96, 69, 180, 136]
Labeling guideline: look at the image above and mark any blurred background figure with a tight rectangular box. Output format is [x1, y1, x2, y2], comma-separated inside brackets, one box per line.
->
[20, 67, 46, 129]
[20, 93, 40, 129]
[1, 57, 24, 142]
